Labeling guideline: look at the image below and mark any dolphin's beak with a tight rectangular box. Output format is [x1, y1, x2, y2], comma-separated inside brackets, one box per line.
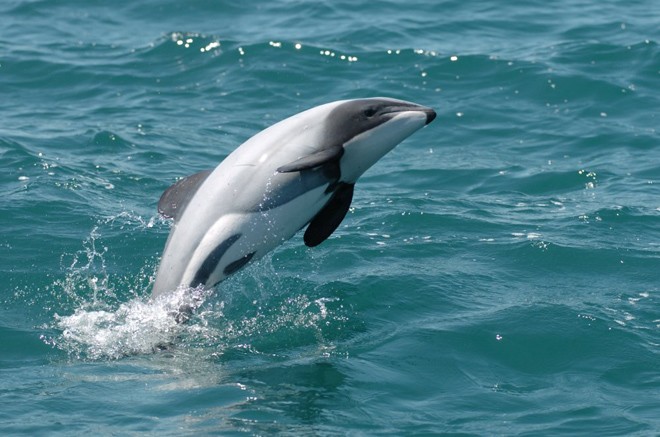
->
[424, 108, 437, 125]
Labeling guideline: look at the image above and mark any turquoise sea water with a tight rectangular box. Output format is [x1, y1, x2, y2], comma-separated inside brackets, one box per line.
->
[1, 0, 659, 434]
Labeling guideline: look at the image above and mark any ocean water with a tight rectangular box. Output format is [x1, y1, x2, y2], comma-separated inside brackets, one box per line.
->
[1, 0, 659, 434]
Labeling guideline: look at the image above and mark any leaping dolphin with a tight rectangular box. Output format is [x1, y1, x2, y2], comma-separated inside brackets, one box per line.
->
[152, 97, 436, 302]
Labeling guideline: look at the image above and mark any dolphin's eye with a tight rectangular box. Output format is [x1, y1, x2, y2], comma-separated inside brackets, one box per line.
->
[363, 107, 378, 118]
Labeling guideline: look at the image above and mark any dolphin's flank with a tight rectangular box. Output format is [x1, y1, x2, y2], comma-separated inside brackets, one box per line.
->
[152, 97, 436, 301]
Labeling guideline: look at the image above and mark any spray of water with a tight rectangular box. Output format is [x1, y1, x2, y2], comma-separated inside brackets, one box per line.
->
[43, 211, 353, 361]
[51, 286, 213, 360]
[41, 212, 218, 360]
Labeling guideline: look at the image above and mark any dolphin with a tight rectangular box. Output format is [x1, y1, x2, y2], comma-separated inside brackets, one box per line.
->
[152, 97, 435, 303]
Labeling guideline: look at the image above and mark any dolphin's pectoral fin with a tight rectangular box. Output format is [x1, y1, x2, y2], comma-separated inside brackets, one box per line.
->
[304, 182, 355, 247]
[277, 146, 343, 173]
[158, 169, 213, 220]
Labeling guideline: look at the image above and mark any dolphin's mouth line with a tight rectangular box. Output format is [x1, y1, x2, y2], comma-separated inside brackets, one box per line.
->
[382, 106, 437, 125]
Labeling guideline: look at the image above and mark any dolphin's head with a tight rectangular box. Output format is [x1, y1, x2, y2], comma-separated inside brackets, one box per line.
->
[327, 97, 436, 183]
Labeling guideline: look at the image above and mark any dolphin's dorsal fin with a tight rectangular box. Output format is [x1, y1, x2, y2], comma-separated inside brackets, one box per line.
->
[303, 182, 354, 247]
[158, 169, 213, 220]
[277, 146, 343, 173]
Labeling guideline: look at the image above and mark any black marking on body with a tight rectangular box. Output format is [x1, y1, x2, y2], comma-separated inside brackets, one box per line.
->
[223, 251, 256, 276]
[190, 233, 241, 288]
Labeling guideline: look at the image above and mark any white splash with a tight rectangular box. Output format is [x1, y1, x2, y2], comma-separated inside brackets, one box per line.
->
[51, 287, 213, 360]
[45, 211, 216, 360]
